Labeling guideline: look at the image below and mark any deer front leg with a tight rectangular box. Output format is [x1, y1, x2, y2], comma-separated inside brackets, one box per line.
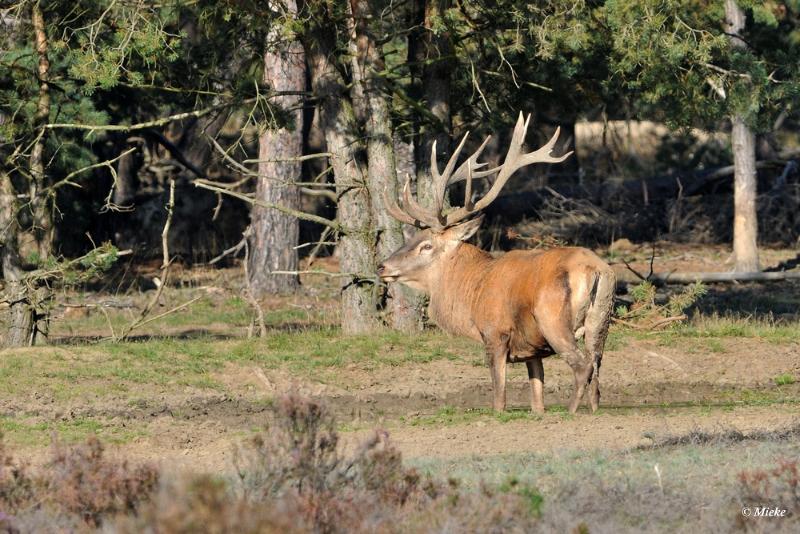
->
[526, 358, 545, 414]
[484, 336, 509, 412]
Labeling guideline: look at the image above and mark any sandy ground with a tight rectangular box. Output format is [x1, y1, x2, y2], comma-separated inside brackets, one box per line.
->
[8, 336, 794, 475]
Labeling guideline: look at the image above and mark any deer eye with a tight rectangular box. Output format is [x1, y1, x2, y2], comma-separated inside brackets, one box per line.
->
[420, 243, 433, 252]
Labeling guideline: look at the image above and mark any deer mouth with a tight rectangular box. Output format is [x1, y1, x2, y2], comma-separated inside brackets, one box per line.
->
[379, 273, 400, 282]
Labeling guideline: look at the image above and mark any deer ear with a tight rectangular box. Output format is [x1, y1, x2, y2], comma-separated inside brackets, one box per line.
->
[444, 216, 484, 242]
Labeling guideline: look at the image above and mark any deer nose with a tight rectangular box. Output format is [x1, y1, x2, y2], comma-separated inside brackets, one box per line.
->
[376, 263, 386, 276]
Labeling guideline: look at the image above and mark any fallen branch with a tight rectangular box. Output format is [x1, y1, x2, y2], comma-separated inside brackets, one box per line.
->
[611, 314, 687, 330]
[124, 296, 203, 334]
[650, 314, 688, 329]
[651, 270, 800, 284]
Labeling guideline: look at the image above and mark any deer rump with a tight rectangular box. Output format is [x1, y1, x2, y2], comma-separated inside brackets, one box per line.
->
[429, 246, 614, 363]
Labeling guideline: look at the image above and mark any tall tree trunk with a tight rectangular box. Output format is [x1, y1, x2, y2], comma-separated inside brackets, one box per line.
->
[29, 1, 52, 260]
[410, 0, 453, 207]
[1, 173, 35, 348]
[248, 0, 304, 296]
[305, 30, 381, 334]
[350, 0, 423, 331]
[725, 0, 759, 272]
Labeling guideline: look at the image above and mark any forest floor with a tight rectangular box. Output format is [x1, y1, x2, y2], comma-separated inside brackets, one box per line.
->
[1, 243, 798, 530]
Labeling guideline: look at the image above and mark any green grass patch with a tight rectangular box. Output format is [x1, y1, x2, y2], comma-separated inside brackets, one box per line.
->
[608, 313, 800, 348]
[0, 329, 481, 403]
[774, 373, 796, 386]
[0, 417, 145, 447]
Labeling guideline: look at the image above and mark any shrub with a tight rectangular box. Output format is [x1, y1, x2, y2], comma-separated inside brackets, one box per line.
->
[0, 438, 34, 513]
[46, 436, 158, 527]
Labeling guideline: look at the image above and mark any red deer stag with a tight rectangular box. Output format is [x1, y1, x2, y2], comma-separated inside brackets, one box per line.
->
[377, 113, 616, 414]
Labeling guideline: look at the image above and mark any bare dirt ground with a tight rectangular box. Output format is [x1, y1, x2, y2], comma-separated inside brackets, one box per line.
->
[8, 336, 795, 476]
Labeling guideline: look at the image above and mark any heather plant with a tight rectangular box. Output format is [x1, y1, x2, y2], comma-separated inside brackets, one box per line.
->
[737, 459, 800, 521]
[45, 436, 159, 527]
[0, 394, 548, 532]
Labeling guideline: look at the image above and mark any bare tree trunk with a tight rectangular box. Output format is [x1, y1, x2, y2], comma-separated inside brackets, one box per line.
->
[248, 0, 304, 296]
[350, 0, 423, 331]
[306, 33, 381, 334]
[113, 141, 138, 207]
[411, 0, 453, 207]
[725, 0, 759, 272]
[730, 118, 759, 271]
[1, 172, 35, 348]
[29, 1, 52, 259]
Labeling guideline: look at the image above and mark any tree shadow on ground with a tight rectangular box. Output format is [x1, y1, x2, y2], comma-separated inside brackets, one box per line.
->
[48, 322, 322, 345]
[692, 280, 800, 319]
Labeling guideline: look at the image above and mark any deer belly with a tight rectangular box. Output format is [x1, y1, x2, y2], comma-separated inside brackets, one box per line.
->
[508, 329, 551, 360]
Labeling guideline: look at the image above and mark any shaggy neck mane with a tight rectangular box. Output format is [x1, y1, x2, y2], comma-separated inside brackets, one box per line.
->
[428, 243, 493, 340]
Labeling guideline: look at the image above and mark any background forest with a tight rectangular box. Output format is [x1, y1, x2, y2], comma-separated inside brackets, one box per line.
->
[2, 0, 800, 343]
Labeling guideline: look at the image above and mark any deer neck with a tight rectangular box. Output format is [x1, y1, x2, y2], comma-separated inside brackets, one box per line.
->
[427, 243, 493, 340]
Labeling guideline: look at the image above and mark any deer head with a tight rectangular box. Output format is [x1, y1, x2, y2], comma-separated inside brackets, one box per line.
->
[377, 112, 572, 292]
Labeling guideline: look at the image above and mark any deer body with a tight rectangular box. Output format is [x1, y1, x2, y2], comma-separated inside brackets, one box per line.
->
[378, 112, 616, 414]
[380, 224, 615, 413]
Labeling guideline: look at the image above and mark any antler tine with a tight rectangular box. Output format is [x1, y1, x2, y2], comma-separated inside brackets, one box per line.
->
[447, 135, 495, 185]
[518, 126, 574, 166]
[401, 175, 445, 229]
[442, 112, 572, 226]
[463, 159, 473, 211]
[430, 133, 469, 213]
[382, 178, 418, 227]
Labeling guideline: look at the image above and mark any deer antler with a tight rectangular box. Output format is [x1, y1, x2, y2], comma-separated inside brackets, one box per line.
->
[384, 112, 572, 230]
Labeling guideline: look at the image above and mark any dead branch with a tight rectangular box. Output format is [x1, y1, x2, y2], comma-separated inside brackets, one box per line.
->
[306, 226, 334, 267]
[611, 314, 687, 330]
[300, 187, 337, 202]
[194, 179, 340, 230]
[207, 135, 336, 187]
[49, 147, 138, 191]
[208, 236, 247, 265]
[650, 314, 688, 329]
[118, 180, 200, 340]
[123, 296, 203, 334]
[45, 97, 256, 133]
[621, 258, 648, 282]
[271, 269, 375, 280]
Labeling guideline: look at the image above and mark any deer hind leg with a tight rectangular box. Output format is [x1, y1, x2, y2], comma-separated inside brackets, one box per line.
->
[550, 336, 593, 415]
[483, 333, 510, 412]
[526, 358, 545, 414]
[536, 312, 593, 414]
